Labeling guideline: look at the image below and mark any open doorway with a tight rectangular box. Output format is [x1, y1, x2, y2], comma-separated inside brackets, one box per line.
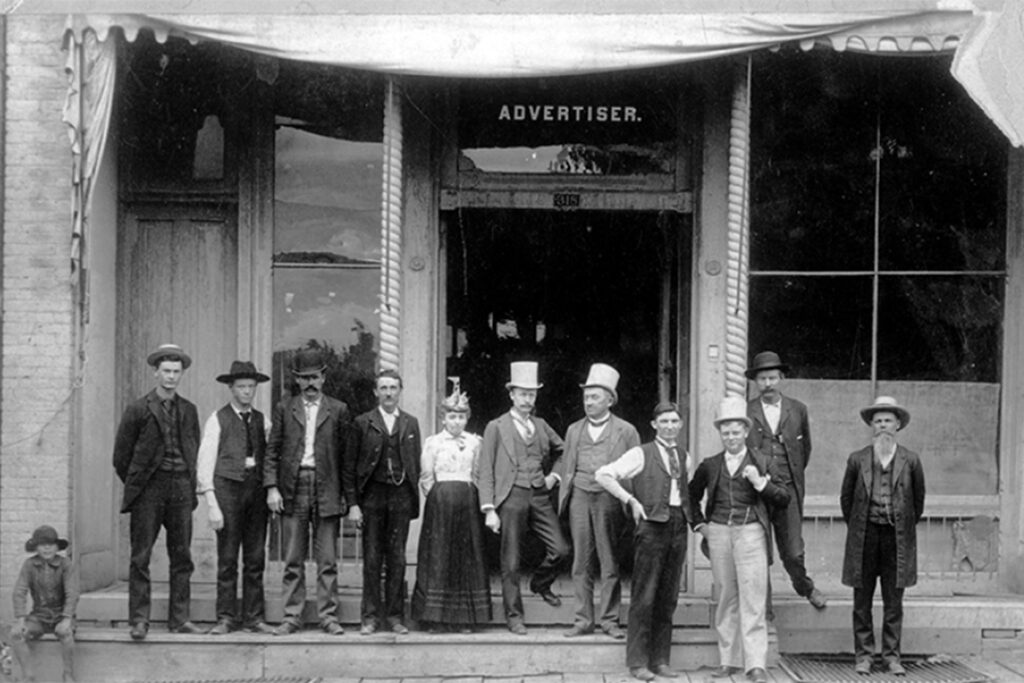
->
[443, 208, 689, 441]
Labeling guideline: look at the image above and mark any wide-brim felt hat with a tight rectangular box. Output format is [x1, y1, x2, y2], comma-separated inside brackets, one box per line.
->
[147, 343, 192, 370]
[713, 395, 752, 429]
[505, 361, 543, 390]
[290, 348, 327, 376]
[580, 363, 620, 402]
[217, 360, 270, 384]
[25, 525, 68, 552]
[860, 396, 911, 430]
[744, 351, 789, 379]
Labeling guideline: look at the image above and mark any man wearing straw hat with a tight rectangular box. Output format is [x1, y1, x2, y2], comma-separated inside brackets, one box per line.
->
[478, 361, 570, 636]
[841, 397, 925, 677]
[744, 350, 826, 611]
[558, 363, 640, 639]
[197, 360, 275, 635]
[113, 343, 202, 640]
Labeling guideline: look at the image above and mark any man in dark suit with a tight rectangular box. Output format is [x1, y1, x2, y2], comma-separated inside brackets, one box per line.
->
[478, 361, 569, 636]
[344, 369, 422, 635]
[196, 360, 275, 635]
[745, 350, 826, 610]
[841, 397, 925, 677]
[113, 343, 203, 640]
[558, 363, 640, 639]
[595, 401, 691, 682]
[264, 348, 350, 636]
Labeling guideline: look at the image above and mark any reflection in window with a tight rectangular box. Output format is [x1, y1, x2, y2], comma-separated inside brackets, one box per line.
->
[273, 121, 383, 413]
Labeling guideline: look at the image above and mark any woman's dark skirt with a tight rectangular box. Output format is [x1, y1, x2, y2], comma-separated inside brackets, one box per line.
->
[411, 481, 493, 626]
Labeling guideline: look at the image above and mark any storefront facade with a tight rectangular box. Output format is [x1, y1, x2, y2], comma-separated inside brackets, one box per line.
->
[2, 2, 1023, 620]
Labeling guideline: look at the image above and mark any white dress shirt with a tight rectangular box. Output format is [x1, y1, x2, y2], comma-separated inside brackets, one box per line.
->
[196, 404, 272, 494]
[301, 398, 320, 468]
[595, 440, 689, 507]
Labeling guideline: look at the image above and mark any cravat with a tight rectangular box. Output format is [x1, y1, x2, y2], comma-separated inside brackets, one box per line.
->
[241, 411, 253, 456]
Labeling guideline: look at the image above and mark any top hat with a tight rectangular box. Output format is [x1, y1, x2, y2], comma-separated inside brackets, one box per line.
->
[580, 363, 620, 403]
[713, 395, 752, 429]
[147, 343, 192, 370]
[290, 349, 327, 376]
[744, 351, 789, 379]
[25, 525, 68, 553]
[217, 360, 270, 385]
[505, 361, 543, 390]
[860, 396, 911, 430]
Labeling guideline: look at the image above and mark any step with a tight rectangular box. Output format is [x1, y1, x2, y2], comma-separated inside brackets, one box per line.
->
[16, 626, 736, 682]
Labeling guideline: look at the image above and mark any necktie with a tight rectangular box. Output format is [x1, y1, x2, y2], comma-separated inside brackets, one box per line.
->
[241, 411, 253, 456]
[667, 445, 681, 480]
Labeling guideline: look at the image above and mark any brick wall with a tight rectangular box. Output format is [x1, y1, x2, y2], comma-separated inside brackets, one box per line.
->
[1, 14, 75, 622]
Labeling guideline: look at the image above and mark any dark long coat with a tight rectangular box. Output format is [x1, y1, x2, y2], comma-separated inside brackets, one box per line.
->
[746, 395, 811, 509]
[113, 390, 200, 513]
[264, 394, 350, 518]
[840, 445, 926, 589]
[688, 448, 791, 565]
[342, 408, 422, 519]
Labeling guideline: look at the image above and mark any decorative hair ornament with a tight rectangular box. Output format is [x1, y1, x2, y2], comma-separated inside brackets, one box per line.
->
[441, 376, 471, 413]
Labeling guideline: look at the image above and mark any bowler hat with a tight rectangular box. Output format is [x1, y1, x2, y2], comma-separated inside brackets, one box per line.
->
[217, 360, 270, 385]
[25, 525, 68, 552]
[713, 395, 752, 429]
[744, 351, 789, 380]
[147, 343, 192, 370]
[860, 396, 911, 430]
[505, 361, 543, 390]
[580, 363, 620, 402]
[290, 349, 327, 376]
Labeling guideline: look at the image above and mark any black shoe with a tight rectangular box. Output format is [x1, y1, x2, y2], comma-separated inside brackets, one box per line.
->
[807, 588, 828, 609]
[171, 621, 204, 634]
[273, 621, 301, 636]
[747, 667, 768, 683]
[563, 624, 593, 637]
[322, 621, 345, 636]
[207, 620, 233, 635]
[508, 620, 528, 636]
[602, 623, 626, 640]
[630, 667, 656, 681]
[129, 622, 148, 641]
[711, 665, 741, 678]
[886, 660, 907, 676]
[855, 659, 872, 675]
[244, 621, 276, 634]
[652, 664, 680, 678]
[390, 622, 409, 635]
[534, 588, 562, 608]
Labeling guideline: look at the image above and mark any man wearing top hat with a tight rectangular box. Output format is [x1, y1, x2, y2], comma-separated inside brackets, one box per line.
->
[478, 361, 570, 636]
[558, 363, 640, 639]
[264, 348, 350, 636]
[197, 360, 275, 635]
[841, 397, 925, 677]
[595, 401, 691, 682]
[744, 350, 827, 610]
[113, 343, 203, 640]
[343, 369, 422, 636]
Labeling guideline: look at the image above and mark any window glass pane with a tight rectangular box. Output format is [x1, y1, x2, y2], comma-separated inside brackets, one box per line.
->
[877, 276, 1002, 382]
[458, 74, 678, 176]
[274, 125, 382, 263]
[749, 276, 872, 379]
[750, 53, 876, 271]
[878, 59, 1007, 271]
[271, 268, 380, 413]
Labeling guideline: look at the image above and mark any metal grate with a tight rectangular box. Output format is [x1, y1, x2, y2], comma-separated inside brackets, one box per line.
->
[780, 655, 994, 683]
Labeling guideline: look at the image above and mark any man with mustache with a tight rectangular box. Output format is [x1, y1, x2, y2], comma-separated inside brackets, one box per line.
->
[841, 397, 926, 676]
[745, 351, 826, 611]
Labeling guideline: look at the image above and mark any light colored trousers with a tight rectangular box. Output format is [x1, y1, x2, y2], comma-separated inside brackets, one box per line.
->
[706, 522, 770, 672]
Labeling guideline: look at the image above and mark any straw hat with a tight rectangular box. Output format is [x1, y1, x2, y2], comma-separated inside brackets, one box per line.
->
[860, 396, 911, 430]
[147, 343, 192, 369]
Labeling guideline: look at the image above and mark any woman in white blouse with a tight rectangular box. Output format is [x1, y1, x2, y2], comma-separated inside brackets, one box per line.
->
[411, 381, 493, 632]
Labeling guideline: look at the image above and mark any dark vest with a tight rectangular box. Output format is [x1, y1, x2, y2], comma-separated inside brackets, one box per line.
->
[214, 405, 266, 482]
[709, 453, 760, 526]
[372, 425, 405, 484]
[632, 441, 690, 523]
[868, 454, 895, 525]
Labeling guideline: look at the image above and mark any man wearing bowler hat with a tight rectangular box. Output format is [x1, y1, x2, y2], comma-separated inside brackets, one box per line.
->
[264, 348, 350, 636]
[841, 397, 925, 676]
[113, 343, 202, 640]
[197, 360, 275, 635]
[558, 363, 640, 639]
[478, 361, 570, 635]
[745, 350, 826, 610]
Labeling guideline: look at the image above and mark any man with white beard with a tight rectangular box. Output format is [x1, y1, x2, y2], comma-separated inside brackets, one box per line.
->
[840, 397, 926, 677]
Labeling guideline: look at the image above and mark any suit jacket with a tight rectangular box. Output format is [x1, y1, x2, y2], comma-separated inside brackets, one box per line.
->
[113, 390, 201, 513]
[840, 445, 925, 589]
[478, 412, 564, 511]
[746, 395, 812, 507]
[264, 394, 350, 518]
[556, 414, 640, 516]
[688, 448, 791, 564]
[342, 408, 422, 519]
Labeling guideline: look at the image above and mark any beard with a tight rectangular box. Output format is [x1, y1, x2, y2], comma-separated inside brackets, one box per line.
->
[873, 431, 897, 457]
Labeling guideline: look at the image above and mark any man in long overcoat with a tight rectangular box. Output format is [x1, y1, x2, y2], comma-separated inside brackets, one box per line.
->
[840, 396, 926, 676]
